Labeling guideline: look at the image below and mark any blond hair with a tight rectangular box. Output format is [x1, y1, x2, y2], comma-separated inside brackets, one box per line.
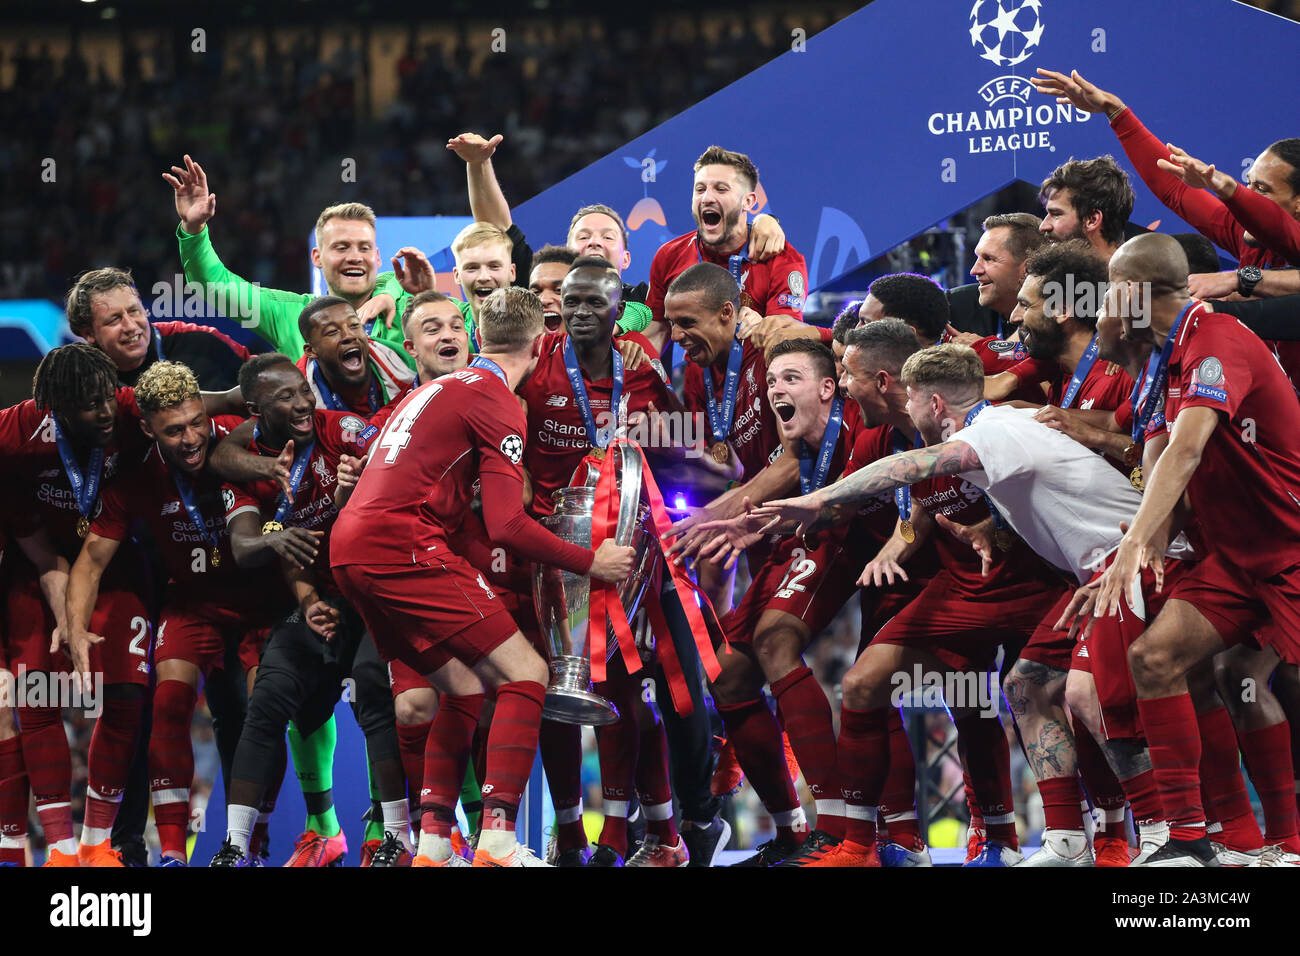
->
[135, 361, 202, 416]
[900, 344, 984, 404]
[478, 287, 542, 352]
[314, 202, 377, 247]
[452, 221, 513, 263]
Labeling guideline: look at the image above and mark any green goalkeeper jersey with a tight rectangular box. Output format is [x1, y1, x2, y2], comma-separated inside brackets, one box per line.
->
[177, 223, 651, 367]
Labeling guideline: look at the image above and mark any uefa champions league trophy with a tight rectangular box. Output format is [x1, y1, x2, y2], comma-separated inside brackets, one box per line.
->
[531, 442, 660, 725]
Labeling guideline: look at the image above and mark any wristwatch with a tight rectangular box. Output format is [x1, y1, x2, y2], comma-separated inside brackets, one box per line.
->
[1237, 265, 1263, 298]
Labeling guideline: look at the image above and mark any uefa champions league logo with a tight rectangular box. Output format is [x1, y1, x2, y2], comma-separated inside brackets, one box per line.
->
[968, 0, 1044, 67]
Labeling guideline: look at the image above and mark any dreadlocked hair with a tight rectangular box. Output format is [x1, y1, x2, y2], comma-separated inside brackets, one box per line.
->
[135, 361, 201, 416]
[32, 343, 119, 417]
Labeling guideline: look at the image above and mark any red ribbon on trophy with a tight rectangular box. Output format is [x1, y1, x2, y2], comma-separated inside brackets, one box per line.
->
[586, 437, 726, 714]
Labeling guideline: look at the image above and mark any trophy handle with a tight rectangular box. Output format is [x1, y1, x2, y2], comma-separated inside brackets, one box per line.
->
[613, 441, 644, 548]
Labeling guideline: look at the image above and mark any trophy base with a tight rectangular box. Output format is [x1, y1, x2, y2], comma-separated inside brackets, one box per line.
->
[542, 656, 621, 726]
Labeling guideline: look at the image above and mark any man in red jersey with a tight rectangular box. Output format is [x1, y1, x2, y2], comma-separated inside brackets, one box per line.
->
[647, 146, 809, 355]
[297, 296, 415, 416]
[332, 287, 635, 867]
[206, 354, 407, 868]
[0, 344, 154, 867]
[1096, 233, 1300, 866]
[65, 361, 291, 866]
[784, 320, 1074, 868]
[1032, 68, 1300, 384]
[515, 257, 683, 867]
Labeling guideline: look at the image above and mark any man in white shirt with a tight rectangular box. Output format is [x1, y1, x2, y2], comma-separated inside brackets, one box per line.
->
[753, 343, 1192, 866]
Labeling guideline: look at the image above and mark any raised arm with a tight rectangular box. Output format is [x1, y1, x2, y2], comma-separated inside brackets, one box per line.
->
[447, 132, 511, 230]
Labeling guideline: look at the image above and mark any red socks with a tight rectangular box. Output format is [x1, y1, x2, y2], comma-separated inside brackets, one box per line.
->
[421, 694, 484, 837]
[771, 666, 843, 840]
[0, 736, 27, 865]
[880, 707, 920, 845]
[955, 714, 1017, 849]
[718, 697, 806, 842]
[396, 720, 431, 815]
[1137, 694, 1205, 842]
[1071, 717, 1128, 838]
[1037, 776, 1085, 832]
[838, 706, 890, 847]
[636, 715, 679, 846]
[594, 686, 638, 855]
[481, 681, 545, 828]
[539, 719, 585, 851]
[1195, 705, 1261, 850]
[149, 680, 198, 859]
[83, 695, 144, 837]
[1239, 722, 1300, 847]
[18, 705, 72, 845]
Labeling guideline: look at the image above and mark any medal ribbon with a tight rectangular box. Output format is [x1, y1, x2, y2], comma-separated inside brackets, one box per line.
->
[798, 397, 844, 495]
[52, 418, 105, 522]
[1131, 301, 1195, 442]
[563, 337, 623, 449]
[1060, 333, 1100, 410]
[704, 335, 744, 443]
[469, 356, 508, 386]
[311, 358, 382, 414]
[172, 469, 223, 557]
[267, 439, 316, 525]
[890, 428, 924, 523]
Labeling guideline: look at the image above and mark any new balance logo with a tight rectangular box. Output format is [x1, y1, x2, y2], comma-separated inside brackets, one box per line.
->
[161, 501, 182, 515]
[545, 395, 568, 407]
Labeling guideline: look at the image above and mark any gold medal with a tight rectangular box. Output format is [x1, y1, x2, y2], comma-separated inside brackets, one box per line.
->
[589, 446, 606, 461]
[211, 548, 221, 568]
[261, 520, 284, 536]
[899, 519, 916, 543]
[76, 516, 90, 538]
[740, 292, 756, 310]
[709, 442, 731, 465]
[1129, 466, 1144, 491]
[993, 528, 1014, 552]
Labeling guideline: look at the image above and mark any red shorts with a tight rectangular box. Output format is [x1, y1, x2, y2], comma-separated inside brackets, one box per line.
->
[870, 571, 1068, 673]
[1072, 558, 1190, 740]
[154, 601, 268, 677]
[858, 576, 931, 654]
[334, 557, 519, 675]
[388, 657, 430, 698]
[1169, 552, 1300, 664]
[1021, 588, 1083, 673]
[722, 536, 863, 646]
[4, 572, 151, 686]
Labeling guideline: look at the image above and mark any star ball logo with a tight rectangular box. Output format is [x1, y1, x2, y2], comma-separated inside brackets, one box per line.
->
[969, 0, 1043, 67]
[927, 0, 1092, 155]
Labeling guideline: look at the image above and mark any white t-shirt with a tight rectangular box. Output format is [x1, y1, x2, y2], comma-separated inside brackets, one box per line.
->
[952, 404, 1193, 583]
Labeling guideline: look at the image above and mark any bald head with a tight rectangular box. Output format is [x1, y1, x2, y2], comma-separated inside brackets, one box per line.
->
[1110, 233, 1189, 295]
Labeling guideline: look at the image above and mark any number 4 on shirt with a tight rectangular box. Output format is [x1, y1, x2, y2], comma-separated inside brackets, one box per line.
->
[377, 384, 442, 464]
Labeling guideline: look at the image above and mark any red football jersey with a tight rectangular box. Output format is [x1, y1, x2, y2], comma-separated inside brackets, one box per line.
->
[92, 415, 288, 614]
[682, 337, 783, 482]
[912, 473, 1067, 596]
[974, 335, 1051, 405]
[1044, 357, 1134, 413]
[222, 409, 371, 596]
[647, 232, 809, 325]
[519, 333, 673, 517]
[0, 388, 147, 561]
[843, 421, 943, 576]
[330, 368, 592, 573]
[1164, 306, 1300, 577]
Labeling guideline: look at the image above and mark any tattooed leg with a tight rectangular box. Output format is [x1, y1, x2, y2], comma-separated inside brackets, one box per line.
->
[1003, 658, 1074, 781]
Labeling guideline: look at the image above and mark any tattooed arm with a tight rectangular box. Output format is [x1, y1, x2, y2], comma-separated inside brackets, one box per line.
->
[750, 439, 983, 534]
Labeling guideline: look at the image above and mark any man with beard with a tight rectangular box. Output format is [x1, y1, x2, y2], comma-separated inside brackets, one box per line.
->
[65, 361, 292, 866]
[648, 146, 808, 356]
[1036, 155, 1136, 263]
